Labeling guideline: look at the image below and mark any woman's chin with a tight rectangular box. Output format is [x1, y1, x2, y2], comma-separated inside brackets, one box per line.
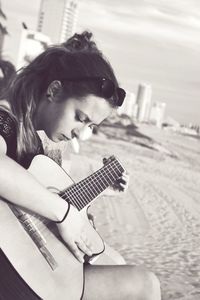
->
[52, 136, 61, 143]
[53, 133, 67, 143]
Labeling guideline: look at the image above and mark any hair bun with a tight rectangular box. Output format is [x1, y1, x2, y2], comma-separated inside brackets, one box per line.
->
[63, 31, 100, 53]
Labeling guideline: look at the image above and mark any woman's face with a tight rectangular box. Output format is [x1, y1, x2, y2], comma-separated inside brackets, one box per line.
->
[39, 94, 113, 143]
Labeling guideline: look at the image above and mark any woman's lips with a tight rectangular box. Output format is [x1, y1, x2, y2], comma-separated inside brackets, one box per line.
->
[60, 134, 71, 141]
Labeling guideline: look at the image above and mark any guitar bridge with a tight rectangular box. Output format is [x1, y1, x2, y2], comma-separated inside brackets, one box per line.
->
[9, 205, 58, 270]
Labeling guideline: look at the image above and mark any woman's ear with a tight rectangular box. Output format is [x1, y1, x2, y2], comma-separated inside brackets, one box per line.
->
[46, 80, 62, 101]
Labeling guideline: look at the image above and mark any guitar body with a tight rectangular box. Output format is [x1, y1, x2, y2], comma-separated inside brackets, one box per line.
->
[0, 155, 106, 300]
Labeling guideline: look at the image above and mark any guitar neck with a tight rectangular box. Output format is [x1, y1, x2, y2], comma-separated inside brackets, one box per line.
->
[59, 158, 124, 210]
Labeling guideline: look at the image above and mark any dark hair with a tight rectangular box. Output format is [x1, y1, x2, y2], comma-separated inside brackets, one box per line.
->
[0, 59, 16, 99]
[62, 31, 101, 54]
[6, 32, 120, 159]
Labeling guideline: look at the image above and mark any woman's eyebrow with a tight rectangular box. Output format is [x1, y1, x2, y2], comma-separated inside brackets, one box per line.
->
[87, 114, 108, 127]
[80, 111, 97, 125]
[88, 119, 98, 127]
[79, 110, 100, 126]
[98, 118, 108, 126]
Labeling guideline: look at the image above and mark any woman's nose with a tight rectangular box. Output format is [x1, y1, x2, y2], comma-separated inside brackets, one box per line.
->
[79, 126, 93, 141]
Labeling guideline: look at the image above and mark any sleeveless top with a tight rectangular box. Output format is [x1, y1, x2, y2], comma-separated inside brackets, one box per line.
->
[0, 109, 44, 298]
[0, 109, 44, 169]
[0, 109, 84, 299]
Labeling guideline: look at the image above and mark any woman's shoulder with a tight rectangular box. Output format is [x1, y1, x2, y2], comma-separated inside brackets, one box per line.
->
[0, 104, 18, 162]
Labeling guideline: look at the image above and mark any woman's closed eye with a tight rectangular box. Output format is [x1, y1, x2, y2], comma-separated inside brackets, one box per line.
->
[75, 110, 88, 123]
[88, 123, 97, 130]
[75, 110, 98, 131]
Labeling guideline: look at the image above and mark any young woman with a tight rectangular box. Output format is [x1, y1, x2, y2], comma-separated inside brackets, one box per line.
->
[0, 33, 161, 300]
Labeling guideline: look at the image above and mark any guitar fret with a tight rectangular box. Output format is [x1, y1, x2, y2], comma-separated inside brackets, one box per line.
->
[77, 181, 96, 199]
[68, 196, 82, 210]
[70, 187, 94, 210]
[59, 157, 125, 210]
[66, 182, 91, 208]
[67, 183, 90, 205]
[74, 179, 98, 200]
[64, 188, 84, 208]
[67, 183, 89, 205]
[84, 179, 98, 197]
[78, 174, 106, 198]
[93, 171, 108, 188]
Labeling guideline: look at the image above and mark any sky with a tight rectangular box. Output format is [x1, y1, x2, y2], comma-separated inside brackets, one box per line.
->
[1, 0, 200, 124]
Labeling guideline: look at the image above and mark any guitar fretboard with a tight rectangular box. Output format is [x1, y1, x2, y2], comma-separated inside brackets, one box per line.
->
[59, 158, 124, 210]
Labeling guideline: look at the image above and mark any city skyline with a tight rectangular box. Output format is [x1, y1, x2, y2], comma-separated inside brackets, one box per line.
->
[1, 0, 200, 124]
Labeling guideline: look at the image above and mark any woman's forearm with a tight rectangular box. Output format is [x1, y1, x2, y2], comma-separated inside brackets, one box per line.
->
[0, 154, 68, 221]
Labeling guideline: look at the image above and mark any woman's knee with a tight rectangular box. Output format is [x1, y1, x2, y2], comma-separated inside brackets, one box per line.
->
[129, 266, 161, 300]
[145, 270, 161, 300]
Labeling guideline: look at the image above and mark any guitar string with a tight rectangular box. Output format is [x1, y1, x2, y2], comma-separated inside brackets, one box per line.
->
[28, 167, 118, 233]
[56, 160, 121, 211]
[21, 160, 124, 235]
[64, 160, 118, 197]
[61, 160, 123, 206]
[26, 160, 124, 233]
[61, 161, 115, 204]
[61, 168, 115, 210]
[64, 170, 108, 207]
[57, 164, 110, 209]
[25, 160, 124, 232]
[63, 161, 123, 209]
[65, 170, 110, 206]
[21, 182, 121, 241]
[17, 163, 114, 234]
[23, 184, 112, 241]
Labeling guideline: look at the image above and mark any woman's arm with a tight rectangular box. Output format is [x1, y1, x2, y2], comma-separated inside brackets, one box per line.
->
[0, 136, 67, 221]
[0, 136, 92, 262]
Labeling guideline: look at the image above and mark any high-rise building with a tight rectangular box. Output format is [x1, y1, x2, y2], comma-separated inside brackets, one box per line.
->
[149, 101, 166, 128]
[37, 0, 79, 44]
[117, 91, 136, 118]
[136, 83, 152, 122]
[17, 28, 51, 69]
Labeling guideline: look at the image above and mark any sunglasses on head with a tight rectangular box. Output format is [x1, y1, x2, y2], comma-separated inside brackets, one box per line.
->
[61, 77, 126, 107]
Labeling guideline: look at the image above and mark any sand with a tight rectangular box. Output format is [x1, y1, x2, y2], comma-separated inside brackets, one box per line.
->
[65, 123, 200, 300]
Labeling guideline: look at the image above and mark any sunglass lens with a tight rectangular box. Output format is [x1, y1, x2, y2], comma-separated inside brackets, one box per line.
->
[117, 88, 126, 106]
[101, 78, 126, 107]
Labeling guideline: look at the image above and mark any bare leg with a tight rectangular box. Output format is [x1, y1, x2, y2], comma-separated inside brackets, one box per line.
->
[82, 264, 161, 300]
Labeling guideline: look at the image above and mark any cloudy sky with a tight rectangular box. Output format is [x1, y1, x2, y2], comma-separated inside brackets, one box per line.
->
[1, 0, 200, 124]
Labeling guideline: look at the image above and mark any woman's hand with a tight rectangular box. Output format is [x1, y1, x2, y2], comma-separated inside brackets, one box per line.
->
[103, 157, 129, 192]
[110, 171, 129, 192]
[56, 204, 93, 263]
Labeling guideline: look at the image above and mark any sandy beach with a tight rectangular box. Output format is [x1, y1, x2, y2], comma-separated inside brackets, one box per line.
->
[66, 123, 200, 300]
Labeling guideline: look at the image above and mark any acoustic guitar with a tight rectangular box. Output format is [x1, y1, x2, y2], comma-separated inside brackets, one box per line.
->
[0, 154, 125, 299]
